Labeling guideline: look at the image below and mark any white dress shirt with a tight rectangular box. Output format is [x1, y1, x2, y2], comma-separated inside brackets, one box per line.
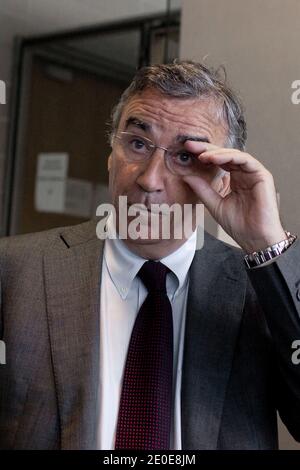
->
[97, 213, 197, 449]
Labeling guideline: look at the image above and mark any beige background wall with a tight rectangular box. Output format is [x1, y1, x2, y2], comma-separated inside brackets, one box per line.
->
[180, 0, 300, 237]
[180, 0, 300, 449]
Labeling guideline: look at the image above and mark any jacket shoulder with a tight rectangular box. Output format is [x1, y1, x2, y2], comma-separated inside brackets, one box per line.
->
[203, 229, 244, 259]
[0, 219, 98, 265]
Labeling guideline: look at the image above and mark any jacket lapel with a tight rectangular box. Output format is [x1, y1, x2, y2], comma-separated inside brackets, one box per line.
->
[43, 220, 104, 449]
[181, 231, 248, 449]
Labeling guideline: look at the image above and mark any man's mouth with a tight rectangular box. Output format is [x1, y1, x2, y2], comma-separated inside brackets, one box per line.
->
[127, 202, 170, 215]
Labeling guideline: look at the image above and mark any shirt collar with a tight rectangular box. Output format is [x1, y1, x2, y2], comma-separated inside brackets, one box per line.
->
[160, 230, 197, 295]
[103, 212, 197, 300]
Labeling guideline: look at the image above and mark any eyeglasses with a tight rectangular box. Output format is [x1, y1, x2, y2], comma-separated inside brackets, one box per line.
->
[114, 131, 209, 176]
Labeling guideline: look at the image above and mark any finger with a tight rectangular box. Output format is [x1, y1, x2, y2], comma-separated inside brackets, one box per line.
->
[184, 141, 243, 162]
[201, 148, 241, 156]
[184, 140, 219, 154]
[182, 174, 223, 216]
[198, 150, 263, 173]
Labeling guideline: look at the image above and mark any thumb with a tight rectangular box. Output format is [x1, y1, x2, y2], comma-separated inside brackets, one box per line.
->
[182, 175, 223, 216]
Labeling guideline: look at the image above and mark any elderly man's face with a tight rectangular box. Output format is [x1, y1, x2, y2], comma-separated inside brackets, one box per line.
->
[108, 88, 229, 248]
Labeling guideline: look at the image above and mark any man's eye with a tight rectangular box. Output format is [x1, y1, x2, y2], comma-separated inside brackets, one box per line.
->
[129, 138, 146, 152]
[174, 152, 194, 165]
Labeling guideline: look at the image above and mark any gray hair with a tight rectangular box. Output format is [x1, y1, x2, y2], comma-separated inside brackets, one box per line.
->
[109, 60, 247, 151]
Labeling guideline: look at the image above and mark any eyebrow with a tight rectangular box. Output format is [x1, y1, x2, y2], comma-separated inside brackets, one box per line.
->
[124, 117, 211, 144]
[177, 134, 211, 144]
[125, 117, 151, 132]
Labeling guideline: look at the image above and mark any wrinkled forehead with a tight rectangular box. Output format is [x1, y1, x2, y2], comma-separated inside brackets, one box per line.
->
[118, 89, 228, 145]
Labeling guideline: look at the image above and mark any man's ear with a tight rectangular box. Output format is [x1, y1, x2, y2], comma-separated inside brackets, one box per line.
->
[108, 154, 112, 172]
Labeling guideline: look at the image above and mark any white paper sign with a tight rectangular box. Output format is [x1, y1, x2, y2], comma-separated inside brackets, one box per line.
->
[35, 153, 68, 213]
[91, 183, 110, 216]
[65, 178, 93, 218]
[36, 152, 68, 179]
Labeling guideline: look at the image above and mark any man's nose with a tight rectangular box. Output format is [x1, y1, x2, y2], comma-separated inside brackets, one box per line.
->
[136, 149, 166, 193]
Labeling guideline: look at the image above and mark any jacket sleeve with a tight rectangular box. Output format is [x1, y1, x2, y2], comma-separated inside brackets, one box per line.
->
[246, 238, 300, 441]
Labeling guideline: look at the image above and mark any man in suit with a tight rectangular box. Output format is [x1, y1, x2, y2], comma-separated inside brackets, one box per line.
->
[0, 61, 300, 450]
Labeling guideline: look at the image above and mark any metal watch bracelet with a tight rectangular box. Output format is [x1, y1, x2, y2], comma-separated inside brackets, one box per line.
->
[244, 231, 298, 269]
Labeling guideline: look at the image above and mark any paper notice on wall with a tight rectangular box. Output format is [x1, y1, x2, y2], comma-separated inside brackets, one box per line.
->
[35, 153, 69, 213]
[91, 183, 110, 216]
[65, 178, 93, 218]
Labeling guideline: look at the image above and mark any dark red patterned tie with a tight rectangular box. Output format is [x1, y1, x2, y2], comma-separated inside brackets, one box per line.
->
[115, 260, 174, 450]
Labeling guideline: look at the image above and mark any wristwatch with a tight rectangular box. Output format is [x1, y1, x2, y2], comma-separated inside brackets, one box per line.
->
[244, 231, 297, 269]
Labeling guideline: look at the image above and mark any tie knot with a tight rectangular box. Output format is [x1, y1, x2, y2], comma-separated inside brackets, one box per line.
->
[138, 260, 170, 293]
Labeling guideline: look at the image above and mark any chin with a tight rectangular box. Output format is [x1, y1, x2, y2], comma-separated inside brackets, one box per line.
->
[127, 235, 169, 245]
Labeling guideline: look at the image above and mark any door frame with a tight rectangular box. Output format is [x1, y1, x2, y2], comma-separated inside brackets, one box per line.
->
[3, 11, 180, 235]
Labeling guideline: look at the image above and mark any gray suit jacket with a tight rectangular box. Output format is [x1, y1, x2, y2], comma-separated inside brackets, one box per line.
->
[0, 219, 300, 449]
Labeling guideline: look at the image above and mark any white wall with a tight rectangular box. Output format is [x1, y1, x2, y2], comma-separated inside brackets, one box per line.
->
[180, 0, 300, 238]
[180, 0, 300, 449]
